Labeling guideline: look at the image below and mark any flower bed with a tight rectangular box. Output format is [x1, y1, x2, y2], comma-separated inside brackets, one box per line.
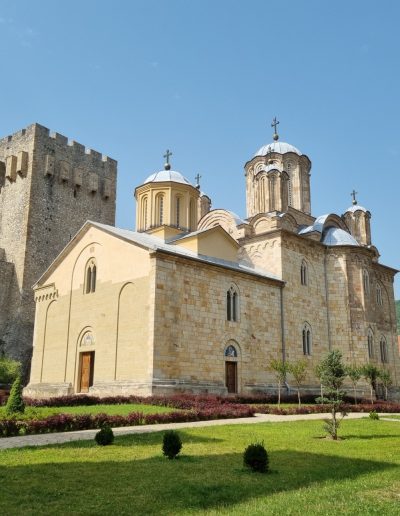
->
[0, 402, 255, 438]
[254, 402, 400, 415]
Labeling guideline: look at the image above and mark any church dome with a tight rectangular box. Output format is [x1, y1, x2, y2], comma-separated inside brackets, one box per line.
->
[143, 169, 192, 186]
[345, 204, 369, 213]
[254, 141, 302, 158]
[322, 227, 359, 247]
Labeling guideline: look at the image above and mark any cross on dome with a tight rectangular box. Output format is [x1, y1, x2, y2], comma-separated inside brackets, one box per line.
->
[350, 189, 358, 205]
[271, 116, 280, 141]
[164, 149, 172, 170]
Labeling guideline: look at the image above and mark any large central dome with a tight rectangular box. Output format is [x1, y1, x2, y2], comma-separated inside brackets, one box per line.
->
[254, 141, 302, 157]
[143, 169, 192, 185]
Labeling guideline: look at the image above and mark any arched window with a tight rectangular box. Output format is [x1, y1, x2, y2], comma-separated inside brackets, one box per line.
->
[363, 269, 370, 296]
[176, 196, 181, 227]
[225, 344, 238, 357]
[189, 199, 195, 231]
[226, 286, 239, 322]
[300, 260, 308, 286]
[141, 196, 148, 230]
[156, 194, 164, 226]
[376, 283, 383, 306]
[380, 336, 388, 363]
[367, 329, 374, 359]
[302, 323, 312, 355]
[85, 259, 97, 294]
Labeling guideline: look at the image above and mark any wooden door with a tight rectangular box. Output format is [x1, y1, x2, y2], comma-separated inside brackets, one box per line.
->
[80, 352, 94, 393]
[225, 361, 237, 394]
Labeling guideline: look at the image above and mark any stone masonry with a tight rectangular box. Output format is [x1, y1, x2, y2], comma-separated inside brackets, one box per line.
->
[0, 124, 117, 373]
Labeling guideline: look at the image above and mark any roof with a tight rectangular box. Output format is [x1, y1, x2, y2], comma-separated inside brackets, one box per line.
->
[35, 221, 282, 287]
[143, 169, 192, 185]
[254, 141, 302, 157]
[345, 204, 369, 214]
[322, 227, 360, 247]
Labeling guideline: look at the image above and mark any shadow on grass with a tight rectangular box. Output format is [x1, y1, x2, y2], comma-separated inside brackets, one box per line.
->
[0, 449, 397, 514]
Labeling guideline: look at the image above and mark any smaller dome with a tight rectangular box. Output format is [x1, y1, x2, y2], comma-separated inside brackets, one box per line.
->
[255, 141, 302, 157]
[143, 170, 192, 185]
[345, 204, 369, 214]
[322, 227, 359, 247]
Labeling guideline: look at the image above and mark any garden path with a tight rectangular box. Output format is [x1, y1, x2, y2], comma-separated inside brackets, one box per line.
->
[1, 412, 398, 450]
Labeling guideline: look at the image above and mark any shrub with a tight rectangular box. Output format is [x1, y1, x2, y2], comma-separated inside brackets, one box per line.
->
[0, 356, 21, 385]
[162, 430, 182, 459]
[243, 442, 269, 473]
[95, 424, 114, 445]
[369, 410, 379, 420]
[5, 375, 25, 416]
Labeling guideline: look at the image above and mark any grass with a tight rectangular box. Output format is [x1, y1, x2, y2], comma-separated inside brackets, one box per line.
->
[0, 419, 399, 515]
[0, 403, 175, 420]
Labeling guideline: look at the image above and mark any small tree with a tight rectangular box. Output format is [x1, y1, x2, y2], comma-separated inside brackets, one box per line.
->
[5, 374, 25, 415]
[379, 369, 392, 401]
[288, 360, 308, 407]
[362, 364, 380, 404]
[316, 350, 347, 440]
[268, 359, 289, 408]
[346, 365, 362, 405]
[162, 431, 182, 459]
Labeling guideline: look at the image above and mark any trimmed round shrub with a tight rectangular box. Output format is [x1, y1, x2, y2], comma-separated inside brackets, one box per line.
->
[95, 424, 114, 445]
[243, 442, 269, 473]
[369, 410, 379, 420]
[162, 430, 182, 459]
[5, 374, 25, 416]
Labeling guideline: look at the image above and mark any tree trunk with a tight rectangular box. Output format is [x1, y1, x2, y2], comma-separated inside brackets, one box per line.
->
[278, 380, 281, 408]
[370, 384, 374, 404]
[353, 384, 357, 406]
[332, 406, 337, 440]
[297, 387, 301, 407]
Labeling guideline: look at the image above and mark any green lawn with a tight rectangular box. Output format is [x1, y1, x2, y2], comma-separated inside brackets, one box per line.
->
[0, 419, 399, 515]
[0, 403, 175, 420]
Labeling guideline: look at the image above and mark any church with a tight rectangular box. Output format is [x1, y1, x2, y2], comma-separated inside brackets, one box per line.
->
[24, 122, 400, 399]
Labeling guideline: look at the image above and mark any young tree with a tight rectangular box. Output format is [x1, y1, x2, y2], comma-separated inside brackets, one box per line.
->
[362, 364, 380, 404]
[268, 359, 289, 408]
[0, 355, 21, 385]
[288, 360, 308, 407]
[5, 374, 25, 416]
[317, 350, 347, 440]
[315, 363, 324, 404]
[346, 365, 362, 405]
[379, 369, 392, 401]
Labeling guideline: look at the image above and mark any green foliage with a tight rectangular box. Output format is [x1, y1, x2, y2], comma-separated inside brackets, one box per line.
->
[288, 360, 308, 406]
[5, 375, 25, 416]
[362, 364, 380, 404]
[0, 356, 21, 385]
[346, 365, 363, 405]
[243, 442, 269, 473]
[379, 370, 392, 401]
[162, 430, 182, 459]
[94, 424, 114, 445]
[369, 410, 380, 420]
[316, 350, 347, 440]
[269, 358, 289, 407]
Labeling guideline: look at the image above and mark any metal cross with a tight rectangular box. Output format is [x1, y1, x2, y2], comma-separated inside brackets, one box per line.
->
[271, 117, 280, 134]
[164, 149, 172, 165]
[195, 173, 202, 186]
[350, 189, 358, 205]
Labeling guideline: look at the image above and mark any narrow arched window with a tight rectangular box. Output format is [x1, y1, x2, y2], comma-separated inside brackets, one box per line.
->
[226, 286, 239, 322]
[300, 260, 308, 286]
[189, 199, 195, 231]
[363, 269, 370, 296]
[85, 259, 97, 294]
[376, 283, 383, 306]
[142, 197, 148, 230]
[302, 323, 312, 355]
[156, 195, 164, 226]
[367, 329, 374, 359]
[380, 336, 388, 363]
[176, 196, 181, 227]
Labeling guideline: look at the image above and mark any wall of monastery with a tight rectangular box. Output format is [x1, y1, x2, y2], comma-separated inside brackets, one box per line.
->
[26, 228, 154, 398]
[152, 253, 283, 395]
[0, 123, 117, 369]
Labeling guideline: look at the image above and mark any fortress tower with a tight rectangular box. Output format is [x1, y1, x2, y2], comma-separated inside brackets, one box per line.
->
[0, 123, 117, 371]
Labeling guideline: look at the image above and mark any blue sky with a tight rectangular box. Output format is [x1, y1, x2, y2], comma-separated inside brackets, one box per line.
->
[1, 0, 399, 297]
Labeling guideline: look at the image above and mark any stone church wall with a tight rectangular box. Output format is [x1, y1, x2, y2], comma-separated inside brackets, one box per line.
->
[152, 253, 283, 395]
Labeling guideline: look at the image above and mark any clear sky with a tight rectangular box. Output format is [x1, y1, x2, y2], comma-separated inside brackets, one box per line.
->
[1, 0, 399, 297]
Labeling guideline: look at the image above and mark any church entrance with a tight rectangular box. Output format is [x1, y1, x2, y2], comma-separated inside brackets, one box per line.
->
[225, 361, 237, 394]
[79, 351, 95, 393]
